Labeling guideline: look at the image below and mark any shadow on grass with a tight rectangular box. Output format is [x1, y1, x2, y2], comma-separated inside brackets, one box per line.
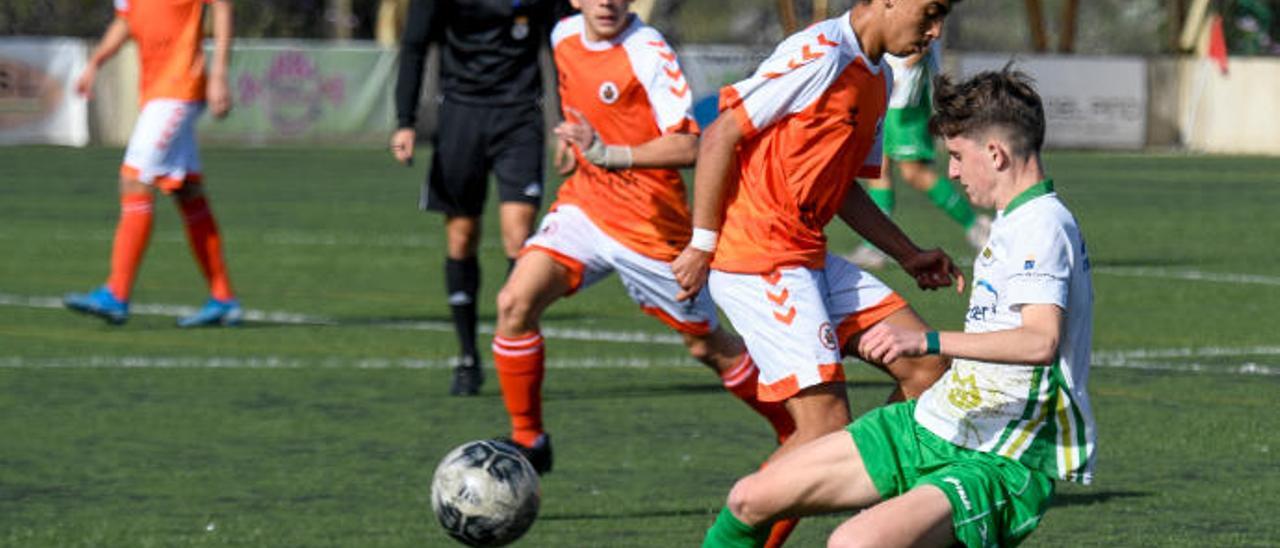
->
[1050, 489, 1149, 507]
[544, 379, 896, 402]
[235, 311, 603, 329]
[541, 507, 714, 521]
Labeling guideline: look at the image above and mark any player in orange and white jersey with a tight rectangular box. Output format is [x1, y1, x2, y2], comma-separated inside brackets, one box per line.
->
[674, 0, 965, 545]
[64, 0, 241, 327]
[490, 0, 795, 475]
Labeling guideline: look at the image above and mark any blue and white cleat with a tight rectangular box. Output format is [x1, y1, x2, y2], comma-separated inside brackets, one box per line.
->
[64, 286, 129, 325]
[177, 297, 244, 327]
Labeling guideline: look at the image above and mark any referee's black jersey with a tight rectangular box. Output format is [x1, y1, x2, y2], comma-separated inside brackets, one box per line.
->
[395, 0, 573, 127]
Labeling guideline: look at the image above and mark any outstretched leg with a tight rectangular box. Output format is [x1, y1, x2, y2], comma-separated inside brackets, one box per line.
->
[704, 426, 881, 547]
[491, 250, 573, 472]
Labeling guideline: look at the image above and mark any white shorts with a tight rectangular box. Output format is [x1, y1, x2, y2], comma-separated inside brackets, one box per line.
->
[522, 204, 719, 335]
[121, 99, 205, 192]
[708, 253, 908, 402]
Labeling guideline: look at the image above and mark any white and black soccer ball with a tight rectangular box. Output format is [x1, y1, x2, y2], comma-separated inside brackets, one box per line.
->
[430, 440, 541, 547]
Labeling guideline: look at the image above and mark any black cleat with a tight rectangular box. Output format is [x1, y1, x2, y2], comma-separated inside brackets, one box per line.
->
[497, 434, 553, 475]
[449, 356, 483, 396]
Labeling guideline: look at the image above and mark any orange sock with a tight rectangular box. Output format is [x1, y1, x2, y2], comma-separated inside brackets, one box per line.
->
[721, 354, 796, 444]
[178, 192, 234, 301]
[105, 192, 155, 301]
[764, 517, 800, 548]
[493, 332, 545, 447]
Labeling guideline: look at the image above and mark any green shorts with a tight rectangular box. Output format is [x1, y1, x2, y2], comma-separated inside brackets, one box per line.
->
[882, 106, 935, 162]
[848, 401, 1055, 548]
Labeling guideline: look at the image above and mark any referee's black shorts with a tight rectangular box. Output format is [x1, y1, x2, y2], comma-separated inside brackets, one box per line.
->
[420, 99, 545, 217]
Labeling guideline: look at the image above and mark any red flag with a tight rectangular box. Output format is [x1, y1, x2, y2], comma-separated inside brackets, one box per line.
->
[1207, 14, 1229, 75]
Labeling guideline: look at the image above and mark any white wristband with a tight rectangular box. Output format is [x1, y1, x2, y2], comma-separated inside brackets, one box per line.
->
[583, 138, 633, 169]
[689, 228, 718, 252]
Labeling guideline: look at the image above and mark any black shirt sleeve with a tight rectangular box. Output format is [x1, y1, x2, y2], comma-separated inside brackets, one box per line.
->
[394, 0, 443, 129]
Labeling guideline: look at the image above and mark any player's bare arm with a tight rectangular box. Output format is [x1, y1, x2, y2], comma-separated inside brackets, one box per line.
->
[207, 0, 234, 118]
[859, 303, 1062, 365]
[77, 16, 131, 99]
[671, 114, 743, 301]
[837, 183, 964, 292]
[554, 109, 697, 169]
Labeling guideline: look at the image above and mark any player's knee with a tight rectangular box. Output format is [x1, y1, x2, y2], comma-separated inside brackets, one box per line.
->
[495, 287, 535, 330]
[725, 476, 771, 527]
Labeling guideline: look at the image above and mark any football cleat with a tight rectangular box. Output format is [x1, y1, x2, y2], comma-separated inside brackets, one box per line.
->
[64, 286, 129, 325]
[177, 297, 243, 327]
[449, 356, 484, 396]
[496, 434, 553, 476]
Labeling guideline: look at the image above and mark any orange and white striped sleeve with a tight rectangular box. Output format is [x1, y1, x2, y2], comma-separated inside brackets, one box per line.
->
[622, 26, 697, 135]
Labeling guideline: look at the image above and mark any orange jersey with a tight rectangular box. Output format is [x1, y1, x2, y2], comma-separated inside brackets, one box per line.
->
[712, 14, 890, 274]
[550, 14, 697, 262]
[115, 0, 212, 104]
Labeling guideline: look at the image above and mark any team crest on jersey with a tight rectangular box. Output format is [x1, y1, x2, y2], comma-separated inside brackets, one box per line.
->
[818, 322, 837, 350]
[511, 16, 530, 40]
[978, 245, 995, 267]
[598, 81, 620, 104]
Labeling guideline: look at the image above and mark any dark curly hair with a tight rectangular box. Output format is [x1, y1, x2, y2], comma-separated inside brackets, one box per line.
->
[929, 67, 1045, 159]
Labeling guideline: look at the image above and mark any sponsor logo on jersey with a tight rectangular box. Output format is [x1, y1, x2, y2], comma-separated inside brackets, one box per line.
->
[598, 81, 619, 104]
[1023, 255, 1036, 270]
[946, 370, 982, 410]
[818, 321, 837, 350]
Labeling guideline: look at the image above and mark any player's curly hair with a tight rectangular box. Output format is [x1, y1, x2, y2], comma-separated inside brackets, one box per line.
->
[929, 66, 1045, 159]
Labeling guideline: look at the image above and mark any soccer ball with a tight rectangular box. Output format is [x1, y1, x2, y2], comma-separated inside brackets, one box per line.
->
[430, 440, 541, 546]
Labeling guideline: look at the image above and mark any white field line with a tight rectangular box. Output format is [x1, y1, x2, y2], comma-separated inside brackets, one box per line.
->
[1092, 267, 1280, 287]
[3, 292, 1278, 375]
[0, 293, 685, 345]
[7, 229, 1280, 286]
[0, 355, 691, 370]
[0, 352, 1275, 375]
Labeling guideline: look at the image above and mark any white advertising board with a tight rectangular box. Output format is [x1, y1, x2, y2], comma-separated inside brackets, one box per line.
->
[956, 54, 1147, 149]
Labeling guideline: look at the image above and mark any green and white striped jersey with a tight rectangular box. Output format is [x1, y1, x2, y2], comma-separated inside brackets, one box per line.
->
[914, 180, 1097, 484]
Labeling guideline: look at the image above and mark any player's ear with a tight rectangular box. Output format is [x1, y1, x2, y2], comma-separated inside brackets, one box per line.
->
[986, 138, 1009, 171]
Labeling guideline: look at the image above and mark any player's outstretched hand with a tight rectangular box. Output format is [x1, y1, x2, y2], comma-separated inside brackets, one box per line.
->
[208, 76, 232, 119]
[555, 137, 576, 175]
[857, 323, 926, 365]
[672, 246, 711, 301]
[391, 128, 416, 166]
[900, 248, 966, 293]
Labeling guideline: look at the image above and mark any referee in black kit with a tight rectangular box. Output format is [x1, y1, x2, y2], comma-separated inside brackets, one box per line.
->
[391, 0, 572, 396]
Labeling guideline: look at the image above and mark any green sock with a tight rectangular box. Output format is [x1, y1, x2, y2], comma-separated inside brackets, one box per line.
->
[926, 177, 976, 228]
[703, 507, 768, 548]
[866, 186, 895, 217]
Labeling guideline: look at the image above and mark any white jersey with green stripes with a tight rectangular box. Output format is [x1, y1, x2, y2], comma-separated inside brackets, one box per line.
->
[914, 180, 1097, 484]
[885, 41, 940, 110]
